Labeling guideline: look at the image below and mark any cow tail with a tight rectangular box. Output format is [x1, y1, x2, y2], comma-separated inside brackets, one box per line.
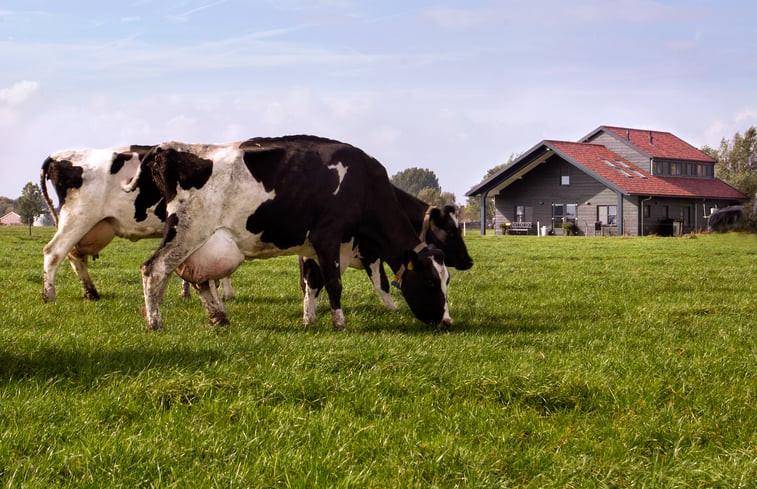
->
[122, 146, 157, 193]
[40, 157, 59, 228]
[122, 159, 144, 193]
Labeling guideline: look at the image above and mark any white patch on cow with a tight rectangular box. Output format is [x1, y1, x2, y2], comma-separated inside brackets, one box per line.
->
[432, 259, 451, 325]
[331, 308, 346, 330]
[368, 259, 397, 311]
[338, 239, 357, 275]
[328, 161, 347, 196]
[303, 280, 318, 326]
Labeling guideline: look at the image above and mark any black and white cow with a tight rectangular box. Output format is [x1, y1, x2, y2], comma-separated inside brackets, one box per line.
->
[298, 186, 472, 324]
[126, 135, 452, 331]
[40, 146, 233, 303]
[708, 205, 744, 232]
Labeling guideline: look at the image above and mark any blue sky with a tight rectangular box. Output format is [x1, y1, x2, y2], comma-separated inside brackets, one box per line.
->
[2, 0, 756, 204]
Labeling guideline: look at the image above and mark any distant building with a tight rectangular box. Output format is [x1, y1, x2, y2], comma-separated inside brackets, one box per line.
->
[34, 211, 55, 226]
[0, 211, 23, 226]
[466, 125, 748, 236]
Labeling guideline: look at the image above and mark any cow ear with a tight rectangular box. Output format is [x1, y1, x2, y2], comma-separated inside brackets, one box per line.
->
[429, 207, 442, 228]
[443, 205, 456, 216]
[403, 248, 421, 270]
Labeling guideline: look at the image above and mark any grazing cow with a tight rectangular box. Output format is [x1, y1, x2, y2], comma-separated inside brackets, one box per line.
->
[299, 186, 472, 321]
[708, 205, 744, 232]
[126, 135, 452, 331]
[40, 147, 233, 303]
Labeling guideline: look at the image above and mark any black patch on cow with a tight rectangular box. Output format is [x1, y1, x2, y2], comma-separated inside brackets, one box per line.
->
[129, 145, 154, 159]
[153, 199, 167, 222]
[133, 163, 164, 223]
[152, 149, 213, 203]
[162, 213, 180, 246]
[242, 139, 350, 250]
[110, 152, 131, 175]
[43, 158, 83, 208]
[240, 146, 288, 193]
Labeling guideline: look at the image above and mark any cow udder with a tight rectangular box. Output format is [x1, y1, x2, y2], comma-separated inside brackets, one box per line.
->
[176, 229, 244, 284]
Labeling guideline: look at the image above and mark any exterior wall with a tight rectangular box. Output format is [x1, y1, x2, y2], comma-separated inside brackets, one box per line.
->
[585, 133, 651, 172]
[0, 212, 23, 226]
[493, 155, 628, 235]
[637, 196, 735, 236]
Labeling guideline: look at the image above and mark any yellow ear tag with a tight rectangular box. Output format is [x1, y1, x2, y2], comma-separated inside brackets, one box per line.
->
[407, 261, 414, 271]
[430, 219, 435, 228]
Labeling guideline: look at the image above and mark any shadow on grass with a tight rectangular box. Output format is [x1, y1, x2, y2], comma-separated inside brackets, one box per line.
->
[0, 345, 226, 383]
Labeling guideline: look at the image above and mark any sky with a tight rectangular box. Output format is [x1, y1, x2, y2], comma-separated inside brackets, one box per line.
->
[1, 0, 756, 205]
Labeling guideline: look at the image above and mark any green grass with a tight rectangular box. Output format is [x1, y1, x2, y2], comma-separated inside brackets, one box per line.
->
[1, 227, 755, 488]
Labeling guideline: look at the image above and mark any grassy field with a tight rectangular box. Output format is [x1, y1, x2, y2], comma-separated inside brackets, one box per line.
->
[0, 226, 755, 488]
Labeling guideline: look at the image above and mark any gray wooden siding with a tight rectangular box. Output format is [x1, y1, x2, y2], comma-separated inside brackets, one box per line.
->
[638, 197, 723, 235]
[493, 155, 628, 235]
[585, 133, 651, 172]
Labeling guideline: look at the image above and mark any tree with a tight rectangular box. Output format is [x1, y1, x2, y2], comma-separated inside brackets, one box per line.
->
[704, 126, 757, 199]
[0, 196, 15, 216]
[16, 182, 46, 235]
[391, 167, 440, 196]
[416, 187, 456, 208]
[703, 126, 757, 231]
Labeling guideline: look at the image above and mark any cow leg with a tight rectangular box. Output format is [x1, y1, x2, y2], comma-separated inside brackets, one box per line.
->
[42, 223, 99, 303]
[299, 257, 323, 327]
[68, 254, 99, 300]
[180, 279, 192, 299]
[193, 280, 229, 325]
[219, 277, 234, 301]
[313, 246, 346, 331]
[364, 259, 397, 311]
[141, 240, 198, 331]
[42, 237, 69, 303]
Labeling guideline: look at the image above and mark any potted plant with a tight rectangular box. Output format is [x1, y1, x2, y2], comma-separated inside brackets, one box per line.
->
[562, 221, 576, 236]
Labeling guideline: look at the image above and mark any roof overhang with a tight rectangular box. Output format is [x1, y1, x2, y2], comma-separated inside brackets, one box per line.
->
[465, 141, 554, 197]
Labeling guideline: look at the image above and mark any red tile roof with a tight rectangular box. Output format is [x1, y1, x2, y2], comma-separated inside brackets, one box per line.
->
[547, 141, 746, 199]
[599, 126, 715, 163]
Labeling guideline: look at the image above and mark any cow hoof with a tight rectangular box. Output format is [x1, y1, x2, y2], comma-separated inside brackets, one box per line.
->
[209, 313, 229, 326]
[41, 292, 55, 304]
[331, 309, 347, 331]
[438, 318, 452, 331]
[83, 289, 100, 300]
[145, 323, 164, 332]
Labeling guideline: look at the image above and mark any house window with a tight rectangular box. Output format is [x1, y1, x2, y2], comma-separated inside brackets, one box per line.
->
[670, 162, 682, 176]
[598, 205, 617, 225]
[654, 161, 664, 175]
[515, 205, 526, 223]
[560, 166, 570, 186]
[566, 204, 577, 221]
[553, 203, 577, 225]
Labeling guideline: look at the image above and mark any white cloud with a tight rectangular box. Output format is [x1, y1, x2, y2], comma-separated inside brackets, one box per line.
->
[0, 80, 40, 106]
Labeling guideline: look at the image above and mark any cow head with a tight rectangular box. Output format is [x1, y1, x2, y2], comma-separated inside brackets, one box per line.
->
[398, 245, 451, 328]
[424, 205, 473, 270]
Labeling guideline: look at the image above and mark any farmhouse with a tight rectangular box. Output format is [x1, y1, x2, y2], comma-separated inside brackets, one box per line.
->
[0, 211, 22, 226]
[466, 125, 748, 236]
